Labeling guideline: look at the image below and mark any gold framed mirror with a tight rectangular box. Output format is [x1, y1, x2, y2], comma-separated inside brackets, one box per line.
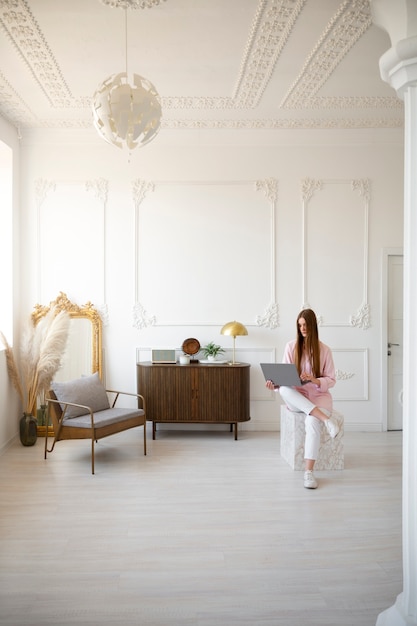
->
[32, 292, 103, 435]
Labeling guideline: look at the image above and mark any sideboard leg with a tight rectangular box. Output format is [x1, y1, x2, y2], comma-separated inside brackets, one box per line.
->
[234, 422, 238, 440]
[152, 421, 156, 440]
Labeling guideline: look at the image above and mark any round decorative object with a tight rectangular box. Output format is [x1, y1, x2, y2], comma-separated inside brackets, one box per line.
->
[19, 414, 37, 447]
[92, 72, 162, 150]
[182, 338, 200, 356]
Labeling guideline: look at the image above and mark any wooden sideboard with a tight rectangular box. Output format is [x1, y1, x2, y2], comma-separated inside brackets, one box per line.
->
[137, 362, 250, 440]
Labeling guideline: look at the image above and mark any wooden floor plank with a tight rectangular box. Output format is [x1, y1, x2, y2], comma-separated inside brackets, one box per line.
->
[0, 429, 402, 626]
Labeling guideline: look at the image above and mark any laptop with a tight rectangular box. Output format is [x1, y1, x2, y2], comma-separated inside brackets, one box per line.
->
[260, 363, 307, 387]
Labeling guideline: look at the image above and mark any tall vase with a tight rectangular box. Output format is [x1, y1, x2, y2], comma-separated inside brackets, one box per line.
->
[19, 413, 37, 447]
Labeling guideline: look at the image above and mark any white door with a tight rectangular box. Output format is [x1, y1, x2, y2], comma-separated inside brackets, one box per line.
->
[387, 254, 403, 430]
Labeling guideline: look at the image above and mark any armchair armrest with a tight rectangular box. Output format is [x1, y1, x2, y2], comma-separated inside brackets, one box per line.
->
[47, 396, 94, 418]
[47, 397, 96, 428]
[106, 390, 146, 410]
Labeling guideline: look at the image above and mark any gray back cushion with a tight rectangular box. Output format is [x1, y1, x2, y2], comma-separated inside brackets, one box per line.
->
[51, 372, 110, 418]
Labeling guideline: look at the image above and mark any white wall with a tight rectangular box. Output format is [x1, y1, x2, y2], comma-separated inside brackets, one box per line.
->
[7, 124, 404, 442]
[0, 117, 21, 452]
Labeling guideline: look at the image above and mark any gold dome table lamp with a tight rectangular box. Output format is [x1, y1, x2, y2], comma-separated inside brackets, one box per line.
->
[220, 321, 248, 365]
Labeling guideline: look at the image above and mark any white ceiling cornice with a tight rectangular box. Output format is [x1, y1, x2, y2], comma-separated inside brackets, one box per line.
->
[281, 0, 372, 107]
[0, 0, 403, 133]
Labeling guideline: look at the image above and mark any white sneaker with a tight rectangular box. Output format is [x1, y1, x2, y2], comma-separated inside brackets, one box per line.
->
[325, 417, 339, 439]
[304, 470, 318, 489]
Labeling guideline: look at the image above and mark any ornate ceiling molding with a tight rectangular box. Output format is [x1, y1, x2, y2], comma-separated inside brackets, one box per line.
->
[287, 95, 402, 110]
[15, 116, 403, 131]
[160, 94, 402, 111]
[232, 0, 306, 107]
[280, 0, 373, 108]
[161, 117, 403, 130]
[100, 0, 166, 7]
[0, 0, 78, 108]
[0, 0, 404, 131]
[0, 70, 36, 125]
[15, 116, 403, 130]
[161, 96, 235, 110]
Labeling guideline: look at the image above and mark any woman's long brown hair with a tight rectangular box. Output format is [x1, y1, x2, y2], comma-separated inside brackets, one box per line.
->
[294, 309, 321, 378]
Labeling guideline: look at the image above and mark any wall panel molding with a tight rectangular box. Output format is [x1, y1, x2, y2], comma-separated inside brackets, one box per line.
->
[35, 178, 107, 312]
[332, 348, 369, 401]
[132, 179, 278, 329]
[301, 178, 370, 328]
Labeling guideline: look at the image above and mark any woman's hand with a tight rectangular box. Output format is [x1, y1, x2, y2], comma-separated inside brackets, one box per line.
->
[300, 371, 319, 385]
[266, 379, 278, 390]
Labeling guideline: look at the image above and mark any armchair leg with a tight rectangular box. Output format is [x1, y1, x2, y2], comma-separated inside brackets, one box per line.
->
[91, 438, 95, 474]
[44, 427, 48, 460]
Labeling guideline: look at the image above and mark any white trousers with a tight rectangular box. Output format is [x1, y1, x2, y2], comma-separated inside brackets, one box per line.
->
[279, 386, 331, 461]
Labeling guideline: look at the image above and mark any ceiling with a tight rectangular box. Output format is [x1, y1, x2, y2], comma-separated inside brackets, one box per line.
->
[0, 0, 403, 138]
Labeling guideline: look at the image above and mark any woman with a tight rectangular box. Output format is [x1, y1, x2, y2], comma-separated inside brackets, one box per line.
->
[266, 308, 339, 489]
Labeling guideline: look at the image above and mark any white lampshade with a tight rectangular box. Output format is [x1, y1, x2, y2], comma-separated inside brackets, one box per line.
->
[92, 72, 162, 150]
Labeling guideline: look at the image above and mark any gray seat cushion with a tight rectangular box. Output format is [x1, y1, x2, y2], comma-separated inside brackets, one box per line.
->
[62, 407, 145, 429]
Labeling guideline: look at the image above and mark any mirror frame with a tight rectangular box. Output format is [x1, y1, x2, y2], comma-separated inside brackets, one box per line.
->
[32, 291, 103, 379]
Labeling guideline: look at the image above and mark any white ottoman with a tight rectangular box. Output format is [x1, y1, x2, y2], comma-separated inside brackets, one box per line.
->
[280, 405, 344, 470]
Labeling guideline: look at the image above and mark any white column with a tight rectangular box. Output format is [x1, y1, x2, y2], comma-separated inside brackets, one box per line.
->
[371, 2, 417, 625]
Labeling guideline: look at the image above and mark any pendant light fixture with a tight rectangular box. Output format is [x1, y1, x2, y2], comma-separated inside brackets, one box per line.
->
[92, 5, 162, 150]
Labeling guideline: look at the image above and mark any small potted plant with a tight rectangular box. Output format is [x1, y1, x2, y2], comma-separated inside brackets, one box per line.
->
[201, 341, 225, 362]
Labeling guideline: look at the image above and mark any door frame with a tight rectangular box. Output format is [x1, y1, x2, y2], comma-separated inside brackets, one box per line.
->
[381, 247, 403, 431]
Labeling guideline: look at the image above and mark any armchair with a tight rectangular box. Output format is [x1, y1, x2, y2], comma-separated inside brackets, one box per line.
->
[45, 372, 146, 474]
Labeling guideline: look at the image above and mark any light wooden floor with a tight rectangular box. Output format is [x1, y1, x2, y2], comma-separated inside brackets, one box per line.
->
[0, 427, 402, 626]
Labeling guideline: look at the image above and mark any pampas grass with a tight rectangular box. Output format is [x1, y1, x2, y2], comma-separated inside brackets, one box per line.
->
[0, 331, 24, 404]
[0, 307, 70, 415]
